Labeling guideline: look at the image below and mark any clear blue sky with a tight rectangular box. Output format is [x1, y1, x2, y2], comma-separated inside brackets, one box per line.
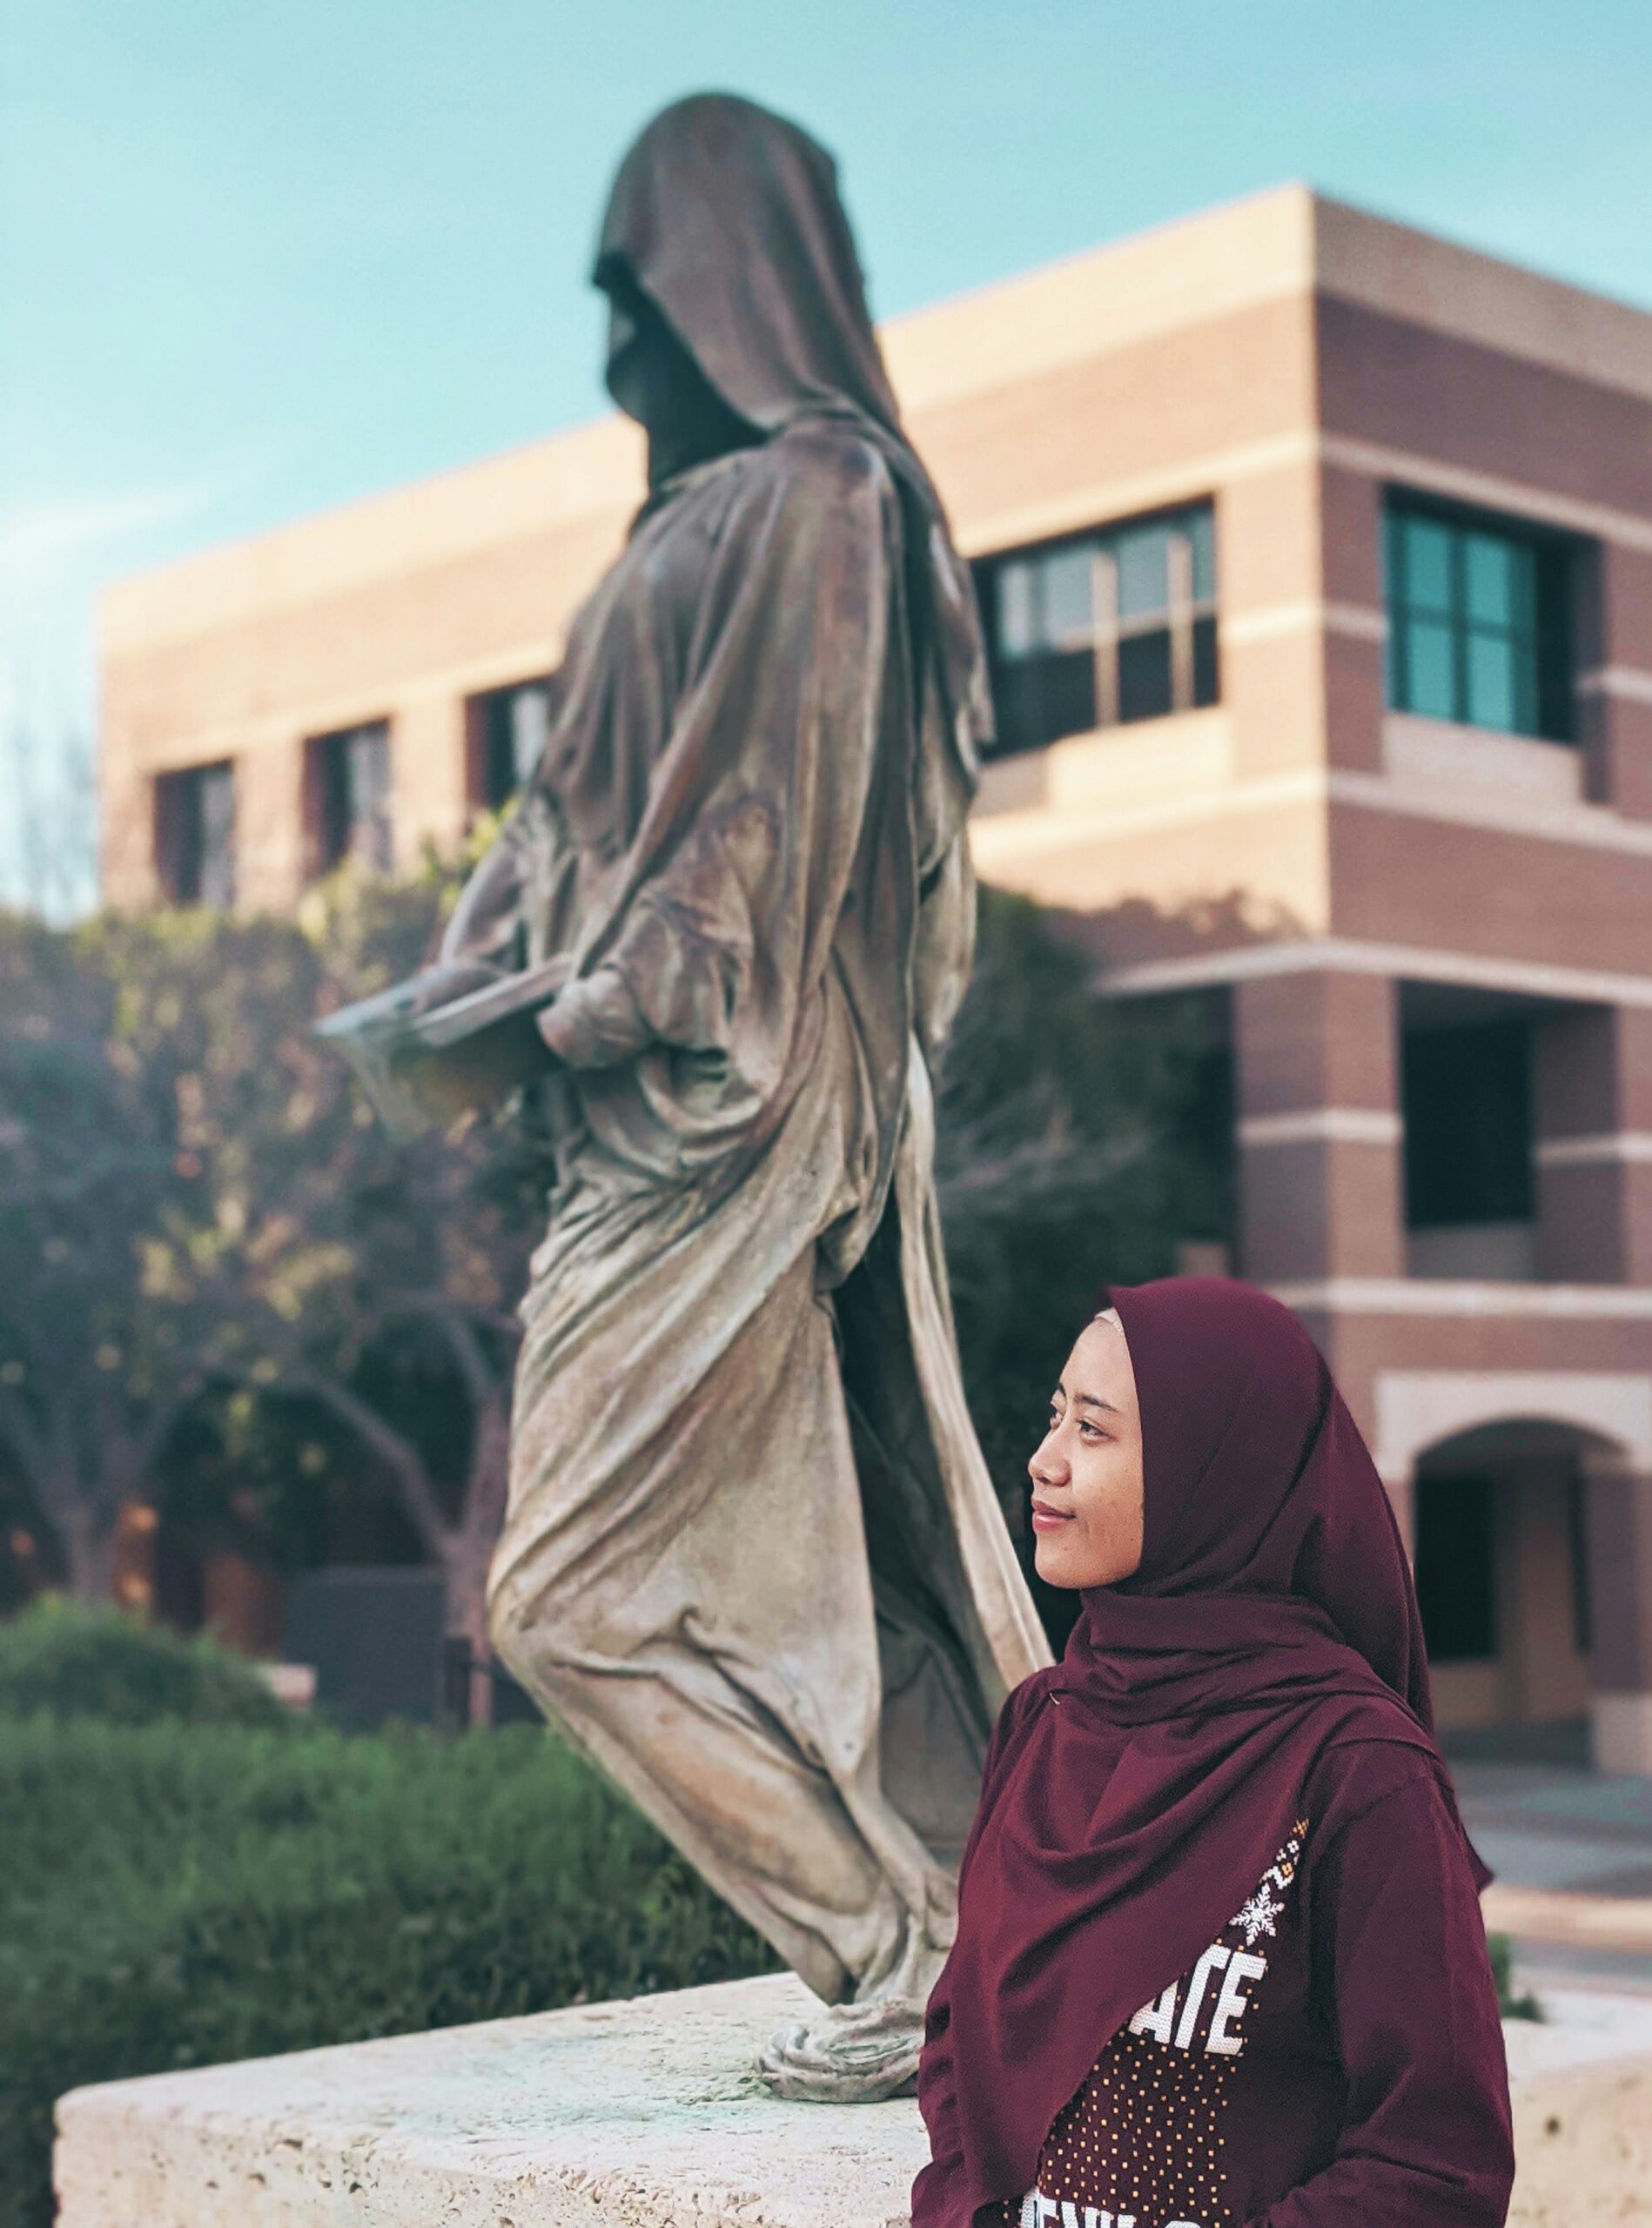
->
[3, 0, 1650, 902]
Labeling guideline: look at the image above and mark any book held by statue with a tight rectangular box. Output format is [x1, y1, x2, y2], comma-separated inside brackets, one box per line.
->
[314, 956, 567, 1135]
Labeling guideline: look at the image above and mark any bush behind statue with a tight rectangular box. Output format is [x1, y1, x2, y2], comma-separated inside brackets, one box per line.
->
[0, 1600, 297, 1730]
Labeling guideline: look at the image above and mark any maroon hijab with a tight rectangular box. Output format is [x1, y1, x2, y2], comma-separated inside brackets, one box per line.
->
[918, 1275, 1491, 2220]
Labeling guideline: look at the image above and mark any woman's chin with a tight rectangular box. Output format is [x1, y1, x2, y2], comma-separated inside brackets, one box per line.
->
[1034, 1535, 1091, 1590]
[1035, 1534, 1134, 1590]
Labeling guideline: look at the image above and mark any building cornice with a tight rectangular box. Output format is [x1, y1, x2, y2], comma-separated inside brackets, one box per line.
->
[1100, 936, 1652, 1012]
[1269, 1278, 1652, 1319]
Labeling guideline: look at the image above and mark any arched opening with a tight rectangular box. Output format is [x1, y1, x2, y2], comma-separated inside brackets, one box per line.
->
[1412, 1415, 1615, 1762]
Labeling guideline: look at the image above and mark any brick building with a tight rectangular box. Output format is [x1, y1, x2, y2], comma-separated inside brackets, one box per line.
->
[100, 186, 1652, 1768]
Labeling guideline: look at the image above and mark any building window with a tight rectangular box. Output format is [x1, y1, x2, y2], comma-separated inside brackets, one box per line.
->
[467, 677, 553, 810]
[154, 761, 236, 907]
[1401, 1018, 1534, 1231]
[1414, 1474, 1499, 1662]
[306, 721, 392, 877]
[1385, 495, 1574, 741]
[975, 501, 1219, 757]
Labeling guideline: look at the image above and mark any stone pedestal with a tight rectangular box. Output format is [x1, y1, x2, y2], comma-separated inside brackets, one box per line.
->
[56, 1975, 923, 2228]
[54, 1971, 1652, 2228]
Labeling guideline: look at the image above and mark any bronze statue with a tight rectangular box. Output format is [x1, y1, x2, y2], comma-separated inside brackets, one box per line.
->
[337, 91, 1049, 2101]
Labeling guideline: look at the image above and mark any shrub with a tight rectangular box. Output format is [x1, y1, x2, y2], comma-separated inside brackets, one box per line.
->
[1487, 1929, 1544, 2022]
[0, 1600, 297, 1731]
[0, 1715, 774, 2228]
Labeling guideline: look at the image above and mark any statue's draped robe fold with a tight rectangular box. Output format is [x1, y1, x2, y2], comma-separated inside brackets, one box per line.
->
[444, 417, 1049, 2000]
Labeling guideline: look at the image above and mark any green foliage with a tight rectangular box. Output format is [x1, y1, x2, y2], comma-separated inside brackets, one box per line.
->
[0, 1714, 776, 2228]
[1486, 1929, 1544, 2022]
[937, 888, 1230, 1515]
[0, 862, 541, 1601]
[0, 1600, 294, 1731]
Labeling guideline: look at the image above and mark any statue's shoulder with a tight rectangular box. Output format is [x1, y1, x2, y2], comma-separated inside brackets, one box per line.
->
[691, 422, 900, 569]
[734, 417, 899, 511]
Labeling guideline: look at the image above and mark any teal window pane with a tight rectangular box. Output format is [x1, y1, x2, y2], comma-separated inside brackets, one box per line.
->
[1401, 517, 1454, 614]
[1116, 524, 1170, 620]
[1466, 630, 1528, 733]
[1508, 540, 1536, 632]
[997, 560, 1037, 657]
[1404, 618, 1457, 718]
[1187, 507, 1216, 602]
[1041, 544, 1095, 645]
[1462, 527, 1515, 623]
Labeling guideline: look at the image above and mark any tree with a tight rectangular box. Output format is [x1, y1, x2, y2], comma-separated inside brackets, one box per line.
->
[278, 846, 545, 1714]
[0, 721, 98, 923]
[0, 841, 541, 1692]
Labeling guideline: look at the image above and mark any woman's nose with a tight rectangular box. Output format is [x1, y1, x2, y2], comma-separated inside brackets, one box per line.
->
[1028, 1436, 1066, 1489]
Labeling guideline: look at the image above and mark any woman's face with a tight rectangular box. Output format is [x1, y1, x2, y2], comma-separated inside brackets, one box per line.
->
[1028, 1315, 1145, 1588]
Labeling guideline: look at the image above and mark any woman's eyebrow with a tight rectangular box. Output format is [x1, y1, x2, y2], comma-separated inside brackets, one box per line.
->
[1075, 1393, 1120, 1414]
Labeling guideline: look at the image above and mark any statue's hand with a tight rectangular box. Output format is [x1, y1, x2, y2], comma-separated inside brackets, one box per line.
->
[534, 967, 651, 1070]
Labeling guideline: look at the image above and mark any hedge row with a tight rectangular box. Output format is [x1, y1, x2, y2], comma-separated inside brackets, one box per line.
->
[0, 1707, 776, 2228]
[0, 1600, 299, 1731]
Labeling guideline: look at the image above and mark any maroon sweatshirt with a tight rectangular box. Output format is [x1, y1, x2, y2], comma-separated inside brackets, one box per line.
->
[925, 1739, 1516, 2228]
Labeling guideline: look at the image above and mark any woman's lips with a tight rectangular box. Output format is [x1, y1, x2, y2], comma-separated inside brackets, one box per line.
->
[1030, 1501, 1075, 1533]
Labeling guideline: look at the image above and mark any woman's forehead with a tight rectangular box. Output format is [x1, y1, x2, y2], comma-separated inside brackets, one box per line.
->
[1063, 1314, 1137, 1411]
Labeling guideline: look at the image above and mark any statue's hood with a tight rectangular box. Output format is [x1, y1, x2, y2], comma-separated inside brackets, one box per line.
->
[593, 91, 904, 440]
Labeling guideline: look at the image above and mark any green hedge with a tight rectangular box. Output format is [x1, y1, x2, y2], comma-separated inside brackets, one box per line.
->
[0, 1601, 297, 1731]
[0, 1712, 776, 2228]
[1487, 1929, 1543, 2023]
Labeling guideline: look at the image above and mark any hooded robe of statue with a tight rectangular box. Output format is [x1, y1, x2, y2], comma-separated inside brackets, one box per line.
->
[441, 91, 1050, 2004]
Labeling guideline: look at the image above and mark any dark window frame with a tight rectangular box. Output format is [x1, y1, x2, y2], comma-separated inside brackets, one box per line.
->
[465, 676, 554, 812]
[1400, 1017, 1536, 1231]
[974, 499, 1219, 759]
[1414, 1473, 1500, 1663]
[305, 720, 393, 879]
[153, 760, 236, 907]
[1384, 489, 1576, 742]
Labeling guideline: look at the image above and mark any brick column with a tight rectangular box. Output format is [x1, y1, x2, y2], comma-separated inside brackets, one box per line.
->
[98, 739, 158, 908]
[1233, 970, 1404, 1285]
[236, 732, 308, 912]
[390, 688, 472, 872]
[1583, 1447, 1652, 1775]
[1533, 1005, 1652, 1286]
[1577, 544, 1652, 822]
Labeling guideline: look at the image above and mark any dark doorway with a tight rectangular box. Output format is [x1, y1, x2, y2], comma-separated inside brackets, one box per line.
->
[1414, 1473, 1498, 1662]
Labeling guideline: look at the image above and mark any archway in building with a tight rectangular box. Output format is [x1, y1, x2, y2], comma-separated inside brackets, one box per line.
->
[1411, 1416, 1616, 1762]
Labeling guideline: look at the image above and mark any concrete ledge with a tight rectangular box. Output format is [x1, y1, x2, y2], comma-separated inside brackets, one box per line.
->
[55, 1973, 1652, 2228]
[1483, 1881, 1652, 1954]
[1503, 1989, 1652, 2226]
[56, 1976, 923, 2228]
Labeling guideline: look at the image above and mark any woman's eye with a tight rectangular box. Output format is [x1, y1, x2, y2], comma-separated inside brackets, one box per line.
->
[1078, 1422, 1103, 1443]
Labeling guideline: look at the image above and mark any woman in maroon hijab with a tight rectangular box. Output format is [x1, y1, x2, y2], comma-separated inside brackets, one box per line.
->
[913, 1276, 1515, 2228]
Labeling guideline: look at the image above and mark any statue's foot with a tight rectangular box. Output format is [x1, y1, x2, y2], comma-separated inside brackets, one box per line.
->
[755, 1929, 949, 2104]
[756, 1990, 924, 2103]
